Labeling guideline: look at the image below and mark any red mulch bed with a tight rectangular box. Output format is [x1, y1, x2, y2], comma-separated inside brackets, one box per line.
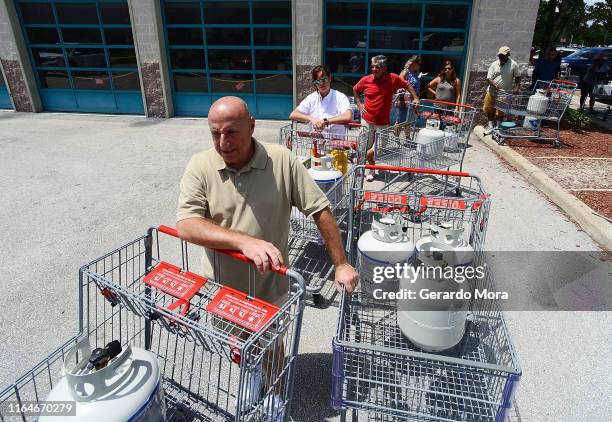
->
[500, 121, 612, 223]
[572, 191, 612, 220]
[505, 122, 612, 158]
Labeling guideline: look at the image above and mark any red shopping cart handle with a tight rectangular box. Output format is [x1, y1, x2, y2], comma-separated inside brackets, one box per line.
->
[157, 225, 288, 276]
[364, 164, 471, 178]
[552, 79, 578, 86]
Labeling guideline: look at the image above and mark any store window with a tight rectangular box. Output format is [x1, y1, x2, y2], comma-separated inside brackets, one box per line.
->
[325, 0, 472, 97]
[162, 0, 293, 117]
[16, 0, 142, 113]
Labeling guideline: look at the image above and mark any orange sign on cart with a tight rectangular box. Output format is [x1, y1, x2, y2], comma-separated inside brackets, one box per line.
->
[207, 286, 279, 333]
[144, 261, 207, 300]
[364, 191, 408, 205]
[420, 196, 467, 210]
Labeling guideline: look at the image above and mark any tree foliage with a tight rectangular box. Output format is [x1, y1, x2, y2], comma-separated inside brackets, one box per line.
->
[587, 0, 612, 45]
[533, 0, 611, 49]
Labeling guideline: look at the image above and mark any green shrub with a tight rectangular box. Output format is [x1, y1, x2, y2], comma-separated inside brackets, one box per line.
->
[564, 108, 591, 132]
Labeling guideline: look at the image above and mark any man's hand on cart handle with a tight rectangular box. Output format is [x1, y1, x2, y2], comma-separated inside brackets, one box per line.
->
[312, 118, 326, 131]
[335, 263, 359, 294]
[175, 219, 284, 274]
[239, 237, 285, 274]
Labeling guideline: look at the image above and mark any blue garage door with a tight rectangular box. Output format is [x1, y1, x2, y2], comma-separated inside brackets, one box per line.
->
[0, 71, 12, 109]
[325, 0, 472, 98]
[162, 0, 293, 119]
[15, 0, 144, 114]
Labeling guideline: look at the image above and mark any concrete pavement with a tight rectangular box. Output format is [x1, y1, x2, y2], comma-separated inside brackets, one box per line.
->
[0, 111, 610, 421]
[472, 125, 612, 250]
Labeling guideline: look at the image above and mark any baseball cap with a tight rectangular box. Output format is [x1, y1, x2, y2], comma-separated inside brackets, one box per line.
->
[498, 46, 511, 56]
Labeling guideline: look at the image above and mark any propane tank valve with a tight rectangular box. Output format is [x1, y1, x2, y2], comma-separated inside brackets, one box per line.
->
[87, 340, 122, 371]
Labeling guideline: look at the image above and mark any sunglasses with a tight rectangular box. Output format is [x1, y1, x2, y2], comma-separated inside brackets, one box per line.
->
[314, 77, 329, 85]
[444, 67, 453, 71]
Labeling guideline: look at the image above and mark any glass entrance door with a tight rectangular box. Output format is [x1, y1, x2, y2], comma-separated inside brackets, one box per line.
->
[15, 0, 144, 114]
[162, 0, 293, 119]
[325, 0, 472, 98]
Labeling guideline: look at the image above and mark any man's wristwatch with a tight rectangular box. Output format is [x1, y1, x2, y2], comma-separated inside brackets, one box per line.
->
[324, 118, 329, 126]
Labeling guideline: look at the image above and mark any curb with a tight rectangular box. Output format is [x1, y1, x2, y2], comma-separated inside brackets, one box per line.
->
[472, 125, 612, 251]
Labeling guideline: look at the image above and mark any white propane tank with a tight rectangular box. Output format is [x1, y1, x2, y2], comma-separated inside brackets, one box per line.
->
[308, 155, 343, 202]
[397, 223, 475, 352]
[40, 338, 165, 422]
[523, 115, 541, 130]
[357, 216, 415, 297]
[305, 156, 343, 244]
[416, 119, 445, 161]
[442, 123, 460, 152]
[526, 89, 549, 115]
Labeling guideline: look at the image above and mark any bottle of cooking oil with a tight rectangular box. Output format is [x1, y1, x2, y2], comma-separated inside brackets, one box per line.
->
[330, 148, 348, 174]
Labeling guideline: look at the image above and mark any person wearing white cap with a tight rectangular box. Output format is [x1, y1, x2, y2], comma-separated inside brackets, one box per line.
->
[483, 46, 522, 135]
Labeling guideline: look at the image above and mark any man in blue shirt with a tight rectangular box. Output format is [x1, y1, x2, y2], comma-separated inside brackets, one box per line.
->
[531, 49, 560, 90]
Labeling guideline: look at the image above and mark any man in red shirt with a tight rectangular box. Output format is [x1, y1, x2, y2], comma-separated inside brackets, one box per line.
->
[353, 55, 419, 181]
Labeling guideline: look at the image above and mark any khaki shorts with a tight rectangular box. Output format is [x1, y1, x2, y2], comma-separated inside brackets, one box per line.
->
[361, 119, 389, 149]
[482, 91, 504, 118]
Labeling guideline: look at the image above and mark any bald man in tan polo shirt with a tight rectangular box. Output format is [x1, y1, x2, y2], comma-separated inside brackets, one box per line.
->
[176, 96, 358, 306]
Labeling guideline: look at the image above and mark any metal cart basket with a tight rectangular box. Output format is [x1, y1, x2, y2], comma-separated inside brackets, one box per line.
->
[377, 100, 477, 172]
[592, 79, 612, 121]
[280, 121, 367, 241]
[332, 165, 521, 422]
[0, 225, 307, 421]
[279, 122, 366, 303]
[492, 79, 578, 148]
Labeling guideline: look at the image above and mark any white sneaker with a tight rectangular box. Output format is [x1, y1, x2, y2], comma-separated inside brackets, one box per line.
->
[262, 394, 285, 422]
[242, 364, 263, 408]
[483, 122, 495, 135]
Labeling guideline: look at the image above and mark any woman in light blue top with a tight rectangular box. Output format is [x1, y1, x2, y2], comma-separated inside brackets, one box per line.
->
[394, 56, 427, 136]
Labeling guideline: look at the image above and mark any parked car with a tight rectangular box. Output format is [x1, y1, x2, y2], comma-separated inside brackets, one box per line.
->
[528, 47, 579, 78]
[531, 47, 579, 62]
[561, 47, 612, 78]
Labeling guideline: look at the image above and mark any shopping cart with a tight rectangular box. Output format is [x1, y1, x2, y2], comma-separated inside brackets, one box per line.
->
[593, 80, 612, 121]
[492, 79, 578, 148]
[334, 403, 522, 422]
[377, 100, 477, 172]
[0, 225, 307, 421]
[332, 165, 522, 422]
[280, 122, 367, 305]
[280, 122, 368, 170]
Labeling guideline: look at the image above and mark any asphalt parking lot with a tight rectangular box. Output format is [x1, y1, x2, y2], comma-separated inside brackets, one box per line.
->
[0, 111, 610, 421]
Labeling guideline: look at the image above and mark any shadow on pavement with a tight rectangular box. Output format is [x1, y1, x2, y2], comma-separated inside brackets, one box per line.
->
[291, 352, 338, 421]
[128, 118, 165, 127]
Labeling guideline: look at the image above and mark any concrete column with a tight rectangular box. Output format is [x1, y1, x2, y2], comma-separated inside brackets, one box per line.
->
[463, 0, 538, 117]
[293, 0, 323, 105]
[0, 0, 41, 111]
[128, 0, 173, 117]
